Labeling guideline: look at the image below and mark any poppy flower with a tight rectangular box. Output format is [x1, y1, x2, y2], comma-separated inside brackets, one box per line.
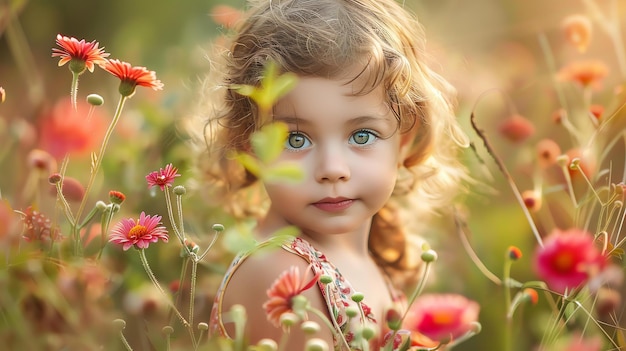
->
[100, 59, 163, 97]
[534, 228, 606, 294]
[145, 164, 181, 191]
[109, 212, 168, 251]
[402, 293, 480, 345]
[52, 34, 109, 74]
[262, 265, 321, 327]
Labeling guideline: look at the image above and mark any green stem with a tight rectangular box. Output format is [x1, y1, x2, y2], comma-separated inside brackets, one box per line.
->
[73, 94, 128, 255]
[70, 72, 79, 109]
[189, 256, 198, 345]
[503, 259, 513, 351]
[138, 249, 190, 329]
[118, 331, 133, 351]
[164, 189, 189, 254]
[401, 261, 432, 321]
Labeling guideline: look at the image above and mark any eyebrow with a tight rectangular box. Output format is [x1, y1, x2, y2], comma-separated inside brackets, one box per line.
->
[273, 115, 393, 126]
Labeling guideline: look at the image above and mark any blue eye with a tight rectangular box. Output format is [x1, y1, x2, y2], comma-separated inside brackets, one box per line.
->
[349, 130, 377, 145]
[285, 132, 312, 150]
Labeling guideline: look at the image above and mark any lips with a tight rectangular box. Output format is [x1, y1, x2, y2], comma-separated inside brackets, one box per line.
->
[312, 197, 354, 212]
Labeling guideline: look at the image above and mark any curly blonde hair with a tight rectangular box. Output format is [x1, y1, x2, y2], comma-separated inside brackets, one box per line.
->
[189, 0, 469, 277]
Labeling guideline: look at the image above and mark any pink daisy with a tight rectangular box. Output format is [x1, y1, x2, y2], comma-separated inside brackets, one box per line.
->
[52, 34, 109, 74]
[146, 163, 181, 191]
[109, 212, 168, 251]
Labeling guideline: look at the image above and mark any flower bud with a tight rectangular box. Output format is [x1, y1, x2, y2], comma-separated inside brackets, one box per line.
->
[385, 307, 402, 331]
[351, 292, 364, 303]
[197, 322, 209, 331]
[279, 312, 299, 328]
[521, 288, 539, 304]
[421, 249, 438, 263]
[212, 223, 225, 232]
[95, 201, 108, 211]
[319, 275, 333, 285]
[48, 173, 62, 184]
[305, 338, 329, 351]
[507, 246, 523, 261]
[301, 321, 321, 335]
[162, 325, 174, 335]
[256, 339, 278, 351]
[109, 190, 126, 205]
[521, 190, 542, 212]
[345, 306, 359, 318]
[173, 185, 186, 195]
[360, 324, 377, 340]
[86, 93, 104, 106]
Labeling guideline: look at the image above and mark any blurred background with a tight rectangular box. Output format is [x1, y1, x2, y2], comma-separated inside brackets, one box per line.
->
[1, 0, 625, 350]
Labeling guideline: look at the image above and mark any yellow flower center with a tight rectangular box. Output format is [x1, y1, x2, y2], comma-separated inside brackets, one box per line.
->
[432, 311, 455, 325]
[128, 225, 147, 240]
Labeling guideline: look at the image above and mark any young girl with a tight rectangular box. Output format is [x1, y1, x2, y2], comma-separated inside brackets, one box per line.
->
[194, 0, 469, 349]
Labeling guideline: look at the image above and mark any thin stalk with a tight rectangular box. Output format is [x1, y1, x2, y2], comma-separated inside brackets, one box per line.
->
[73, 94, 128, 254]
[401, 261, 432, 321]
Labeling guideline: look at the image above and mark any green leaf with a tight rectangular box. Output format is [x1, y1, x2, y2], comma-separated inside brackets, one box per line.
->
[232, 152, 261, 177]
[262, 164, 304, 184]
[251, 123, 288, 164]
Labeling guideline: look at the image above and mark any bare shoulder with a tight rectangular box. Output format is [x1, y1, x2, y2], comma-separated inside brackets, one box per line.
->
[221, 244, 333, 348]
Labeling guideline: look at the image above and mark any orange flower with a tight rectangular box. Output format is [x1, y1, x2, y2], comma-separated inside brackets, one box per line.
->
[38, 97, 107, 159]
[100, 59, 164, 97]
[561, 14, 592, 53]
[557, 60, 608, 89]
[52, 34, 110, 74]
[521, 190, 542, 212]
[262, 265, 321, 327]
[211, 4, 243, 28]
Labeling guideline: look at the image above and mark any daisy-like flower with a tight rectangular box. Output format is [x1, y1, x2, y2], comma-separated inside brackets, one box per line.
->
[402, 293, 480, 345]
[534, 228, 606, 294]
[100, 59, 164, 97]
[146, 164, 181, 191]
[52, 34, 109, 74]
[557, 59, 608, 89]
[262, 265, 321, 327]
[109, 212, 168, 251]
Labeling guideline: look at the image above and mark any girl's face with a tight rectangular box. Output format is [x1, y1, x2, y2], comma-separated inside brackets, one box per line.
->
[261, 75, 403, 237]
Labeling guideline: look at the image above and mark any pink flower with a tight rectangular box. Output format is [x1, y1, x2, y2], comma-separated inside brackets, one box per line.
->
[100, 59, 163, 97]
[534, 228, 606, 294]
[146, 163, 181, 191]
[109, 212, 168, 251]
[262, 265, 321, 327]
[52, 34, 110, 74]
[20, 206, 62, 243]
[402, 293, 480, 344]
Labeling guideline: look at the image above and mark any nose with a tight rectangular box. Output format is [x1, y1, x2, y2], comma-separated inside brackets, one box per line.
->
[314, 146, 351, 183]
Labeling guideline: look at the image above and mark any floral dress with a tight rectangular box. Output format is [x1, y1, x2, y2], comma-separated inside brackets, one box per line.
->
[209, 235, 405, 350]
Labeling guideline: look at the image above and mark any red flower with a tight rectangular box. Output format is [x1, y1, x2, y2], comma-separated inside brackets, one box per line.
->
[38, 97, 107, 159]
[262, 265, 321, 327]
[52, 34, 110, 74]
[534, 228, 606, 294]
[498, 114, 535, 143]
[402, 294, 480, 344]
[536, 138, 561, 168]
[100, 59, 163, 97]
[109, 190, 126, 205]
[146, 164, 181, 191]
[109, 212, 168, 251]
